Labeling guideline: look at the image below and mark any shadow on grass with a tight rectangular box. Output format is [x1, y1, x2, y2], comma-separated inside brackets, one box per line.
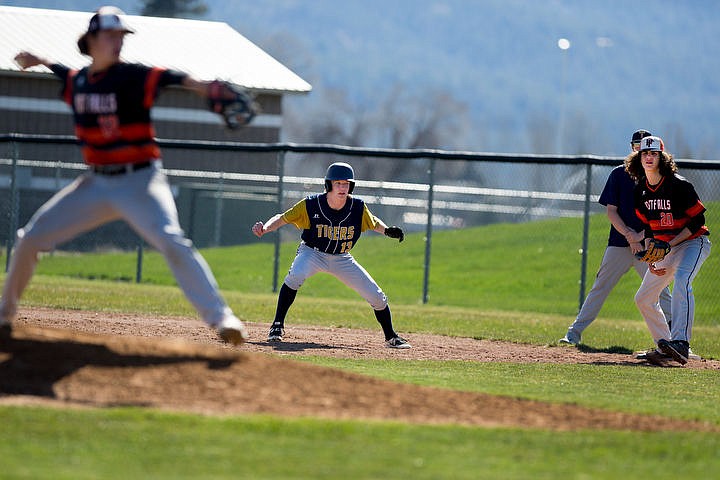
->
[576, 344, 634, 355]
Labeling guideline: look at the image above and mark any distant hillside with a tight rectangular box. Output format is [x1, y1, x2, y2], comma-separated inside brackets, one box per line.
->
[218, 0, 720, 157]
[6, 0, 720, 157]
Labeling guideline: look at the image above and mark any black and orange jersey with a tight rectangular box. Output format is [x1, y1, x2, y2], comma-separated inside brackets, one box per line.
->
[634, 173, 709, 242]
[50, 62, 186, 165]
[282, 193, 379, 254]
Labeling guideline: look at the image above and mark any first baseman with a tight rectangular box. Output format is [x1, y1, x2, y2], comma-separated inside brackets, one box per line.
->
[251, 162, 411, 349]
[626, 136, 711, 366]
[1, 7, 247, 345]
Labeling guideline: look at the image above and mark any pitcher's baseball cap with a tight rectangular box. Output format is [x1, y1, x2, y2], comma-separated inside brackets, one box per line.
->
[631, 129, 652, 145]
[638, 136, 664, 152]
[78, 7, 134, 55]
[87, 6, 134, 34]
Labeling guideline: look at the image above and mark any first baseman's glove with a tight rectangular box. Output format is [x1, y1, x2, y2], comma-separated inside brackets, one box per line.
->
[384, 226, 404, 242]
[635, 239, 671, 263]
[207, 80, 258, 129]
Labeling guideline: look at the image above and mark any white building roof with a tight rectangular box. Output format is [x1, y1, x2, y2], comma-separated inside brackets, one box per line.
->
[0, 6, 312, 94]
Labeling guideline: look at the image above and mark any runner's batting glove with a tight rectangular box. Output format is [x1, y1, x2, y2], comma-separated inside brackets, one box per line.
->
[207, 80, 258, 129]
[384, 226, 404, 242]
[635, 238, 671, 263]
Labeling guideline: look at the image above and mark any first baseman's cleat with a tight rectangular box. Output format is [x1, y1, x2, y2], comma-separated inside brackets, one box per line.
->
[267, 324, 284, 342]
[637, 346, 699, 361]
[216, 315, 249, 346]
[385, 336, 411, 349]
[658, 339, 689, 365]
[643, 348, 674, 367]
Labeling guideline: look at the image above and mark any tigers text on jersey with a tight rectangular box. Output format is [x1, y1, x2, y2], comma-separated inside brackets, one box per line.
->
[282, 194, 379, 254]
[49, 62, 186, 165]
[634, 174, 709, 242]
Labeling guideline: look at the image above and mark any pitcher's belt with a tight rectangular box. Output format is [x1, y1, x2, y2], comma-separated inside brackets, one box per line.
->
[91, 161, 152, 176]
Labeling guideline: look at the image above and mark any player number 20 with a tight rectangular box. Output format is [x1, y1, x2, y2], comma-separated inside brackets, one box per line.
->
[660, 212, 674, 227]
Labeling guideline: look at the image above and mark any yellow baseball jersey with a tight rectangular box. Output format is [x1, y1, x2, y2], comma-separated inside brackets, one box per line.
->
[282, 194, 378, 254]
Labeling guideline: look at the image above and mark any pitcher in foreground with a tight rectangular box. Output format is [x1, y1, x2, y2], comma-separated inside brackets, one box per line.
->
[1, 7, 247, 345]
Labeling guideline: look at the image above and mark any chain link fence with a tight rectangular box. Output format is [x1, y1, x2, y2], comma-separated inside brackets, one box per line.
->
[2, 134, 718, 320]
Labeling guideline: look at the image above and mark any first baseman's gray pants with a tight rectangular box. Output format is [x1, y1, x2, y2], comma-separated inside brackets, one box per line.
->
[566, 246, 672, 340]
[635, 236, 711, 343]
[0, 162, 233, 326]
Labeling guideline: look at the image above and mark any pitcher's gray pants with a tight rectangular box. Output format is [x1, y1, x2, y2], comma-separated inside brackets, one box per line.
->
[0, 162, 232, 326]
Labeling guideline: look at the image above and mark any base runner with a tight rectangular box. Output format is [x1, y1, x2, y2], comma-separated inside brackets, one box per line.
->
[251, 162, 411, 349]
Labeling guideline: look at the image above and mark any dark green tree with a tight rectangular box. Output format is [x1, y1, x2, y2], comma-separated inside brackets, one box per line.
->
[139, 0, 208, 18]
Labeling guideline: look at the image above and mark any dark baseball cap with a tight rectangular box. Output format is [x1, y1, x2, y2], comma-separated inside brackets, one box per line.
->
[86, 6, 134, 34]
[631, 129, 652, 144]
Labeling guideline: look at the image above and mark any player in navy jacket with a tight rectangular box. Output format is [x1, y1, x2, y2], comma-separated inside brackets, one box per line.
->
[559, 130, 672, 347]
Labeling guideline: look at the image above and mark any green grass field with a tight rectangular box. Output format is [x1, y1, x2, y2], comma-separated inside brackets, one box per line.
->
[20, 205, 720, 322]
[1, 211, 718, 479]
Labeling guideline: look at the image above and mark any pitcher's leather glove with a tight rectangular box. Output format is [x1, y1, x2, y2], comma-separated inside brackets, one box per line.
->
[207, 80, 258, 129]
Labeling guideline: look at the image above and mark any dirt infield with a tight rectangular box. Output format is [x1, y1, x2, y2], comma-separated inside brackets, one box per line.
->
[1, 307, 718, 431]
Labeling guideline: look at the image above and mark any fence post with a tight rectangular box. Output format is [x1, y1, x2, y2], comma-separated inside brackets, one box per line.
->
[5, 141, 20, 273]
[578, 163, 593, 311]
[272, 150, 286, 293]
[422, 158, 436, 304]
[213, 172, 225, 246]
[54, 159, 61, 189]
[135, 239, 143, 283]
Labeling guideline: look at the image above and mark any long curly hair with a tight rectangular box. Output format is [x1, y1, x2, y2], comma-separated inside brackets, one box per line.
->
[624, 150, 678, 182]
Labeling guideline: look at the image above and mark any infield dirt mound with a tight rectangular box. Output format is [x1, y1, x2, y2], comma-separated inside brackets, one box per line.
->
[0, 307, 717, 432]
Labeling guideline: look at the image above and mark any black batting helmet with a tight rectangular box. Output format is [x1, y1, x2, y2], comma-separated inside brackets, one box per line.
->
[324, 162, 355, 193]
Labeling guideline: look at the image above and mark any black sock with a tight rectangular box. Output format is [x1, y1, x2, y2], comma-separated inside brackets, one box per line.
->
[273, 283, 297, 327]
[374, 305, 396, 340]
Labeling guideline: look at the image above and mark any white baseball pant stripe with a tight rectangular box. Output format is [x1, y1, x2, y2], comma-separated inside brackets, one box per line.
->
[634, 235, 711, 343]
[284, 243, 388, 310]
[0, 162, 231, 326]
